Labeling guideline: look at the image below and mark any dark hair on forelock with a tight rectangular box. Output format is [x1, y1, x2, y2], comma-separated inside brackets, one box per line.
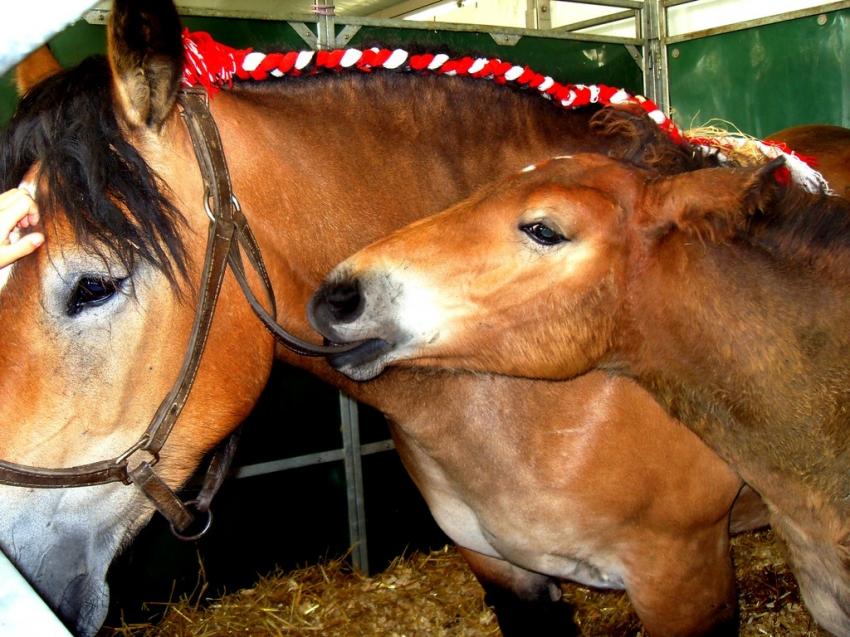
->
[0, 55, 187, 285]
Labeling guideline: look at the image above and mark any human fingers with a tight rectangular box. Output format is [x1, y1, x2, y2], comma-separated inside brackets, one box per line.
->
[0, 188, 38, 237]
[17, 182, 39, 228]
[0, 232, 44, 269]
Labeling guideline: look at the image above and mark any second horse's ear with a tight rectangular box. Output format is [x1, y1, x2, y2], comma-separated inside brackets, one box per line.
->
[107, 0, 184, 130]
[638, 157, 786, 242]
[15, 45, 63, 95]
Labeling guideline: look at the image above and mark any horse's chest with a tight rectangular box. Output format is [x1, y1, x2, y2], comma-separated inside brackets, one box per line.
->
[392, 418, 627, 590]
[425, 486, 626, 590]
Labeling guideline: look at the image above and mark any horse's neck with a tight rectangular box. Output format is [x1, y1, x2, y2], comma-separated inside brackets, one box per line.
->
[747, 190, 850, 281]
[228, 76, 596, 241]
[623, 239, 850, 505]
[213, 74, 600, 336]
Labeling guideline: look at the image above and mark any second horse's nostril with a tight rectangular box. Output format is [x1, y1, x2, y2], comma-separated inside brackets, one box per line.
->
[326, 279, 363, 322]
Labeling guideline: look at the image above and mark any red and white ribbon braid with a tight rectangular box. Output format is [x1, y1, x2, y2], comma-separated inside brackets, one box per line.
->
[180, 30, 682, 137]
[685, 135, 830, 194]
[181, 30, 830, 193]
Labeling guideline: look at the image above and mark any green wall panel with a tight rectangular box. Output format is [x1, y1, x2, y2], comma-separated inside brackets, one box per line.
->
[669, 8, 849, 137]
[180, 16, 310, 50]
[0, 72, 13, 125]
[348, 27, 642, 91]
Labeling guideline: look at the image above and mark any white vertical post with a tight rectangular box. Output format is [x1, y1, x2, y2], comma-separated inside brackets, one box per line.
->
[525, 0, 552, 30]
[314, 0, 336, 49]
[641, 0, 670, 113]
[340, 393, 370, 574]
[0, 549, 71, 636]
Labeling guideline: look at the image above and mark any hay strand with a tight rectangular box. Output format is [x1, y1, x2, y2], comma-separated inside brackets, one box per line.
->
[685, 118, 779, 167]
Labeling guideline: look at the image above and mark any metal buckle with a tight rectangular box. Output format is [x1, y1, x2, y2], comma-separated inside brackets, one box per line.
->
[114, 434, 160, 483]
[203, 187, 216, 222]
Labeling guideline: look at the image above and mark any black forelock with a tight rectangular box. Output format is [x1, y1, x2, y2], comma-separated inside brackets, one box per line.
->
[0, 55, 187, 285]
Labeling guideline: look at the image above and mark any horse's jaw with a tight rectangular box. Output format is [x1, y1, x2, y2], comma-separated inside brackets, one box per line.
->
[0, 483, 146, 637]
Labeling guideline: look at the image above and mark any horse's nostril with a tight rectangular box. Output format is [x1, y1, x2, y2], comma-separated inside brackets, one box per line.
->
[325, 279, 363, 323]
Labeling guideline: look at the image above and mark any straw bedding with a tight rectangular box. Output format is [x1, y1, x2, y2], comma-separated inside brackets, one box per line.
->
[109, 528, 828, 636]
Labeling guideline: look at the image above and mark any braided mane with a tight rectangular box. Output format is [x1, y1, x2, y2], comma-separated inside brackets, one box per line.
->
[181, 30, 828, 193]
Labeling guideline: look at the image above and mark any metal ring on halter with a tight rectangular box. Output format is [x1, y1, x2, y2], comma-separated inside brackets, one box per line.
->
[169, 499, 213, 541]
[203, 188, 216, 222]
[204, 190, 241, 222]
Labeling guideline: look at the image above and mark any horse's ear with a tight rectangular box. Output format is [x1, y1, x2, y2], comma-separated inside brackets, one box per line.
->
[15, 45, 63, 95]
[107, 0, 183, 130]
[639, 157, 786, 241]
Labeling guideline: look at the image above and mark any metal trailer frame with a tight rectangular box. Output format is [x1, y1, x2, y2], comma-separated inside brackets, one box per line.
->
[80, 0, 849, 575]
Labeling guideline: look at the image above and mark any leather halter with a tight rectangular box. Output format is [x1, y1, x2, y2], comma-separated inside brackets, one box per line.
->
[0, 88, 359, 537]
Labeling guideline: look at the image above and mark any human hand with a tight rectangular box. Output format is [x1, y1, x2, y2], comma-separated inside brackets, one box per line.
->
[0, 186, 43, 269]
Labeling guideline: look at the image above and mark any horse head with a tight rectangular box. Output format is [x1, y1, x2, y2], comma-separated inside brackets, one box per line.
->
[308, 152, 785, 381]
[0, 1, 274, 633]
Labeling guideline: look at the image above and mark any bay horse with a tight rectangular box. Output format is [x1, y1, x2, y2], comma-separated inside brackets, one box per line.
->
[0, 2, 770, 635]
[308, 119, 850, 635]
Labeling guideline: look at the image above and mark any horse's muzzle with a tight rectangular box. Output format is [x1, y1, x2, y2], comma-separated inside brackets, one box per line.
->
[326, 337, 393, 375]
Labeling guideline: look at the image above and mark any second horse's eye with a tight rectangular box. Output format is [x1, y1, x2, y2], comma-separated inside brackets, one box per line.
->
[66, 276, 124, 317]
[520, 222, 568, 246]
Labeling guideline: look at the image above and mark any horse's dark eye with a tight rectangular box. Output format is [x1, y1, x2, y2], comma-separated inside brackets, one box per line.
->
[520, 222, 568, 246]
[66, 276, 124, 316]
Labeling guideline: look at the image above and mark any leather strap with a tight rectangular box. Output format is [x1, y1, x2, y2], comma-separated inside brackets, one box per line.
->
[128, 461, 195, 532]
[195, 430, 241, 513]
[0, 457, 131, 488]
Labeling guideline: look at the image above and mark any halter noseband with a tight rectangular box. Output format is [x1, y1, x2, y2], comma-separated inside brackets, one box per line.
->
[0, 88, 359, 537]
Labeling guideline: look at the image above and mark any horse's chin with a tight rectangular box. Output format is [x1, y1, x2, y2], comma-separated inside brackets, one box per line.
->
[0, 484, 146, 637]
[327, 338, 394, 381]
[8, 538, 112, 637]
[62, 577, 110, 637]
